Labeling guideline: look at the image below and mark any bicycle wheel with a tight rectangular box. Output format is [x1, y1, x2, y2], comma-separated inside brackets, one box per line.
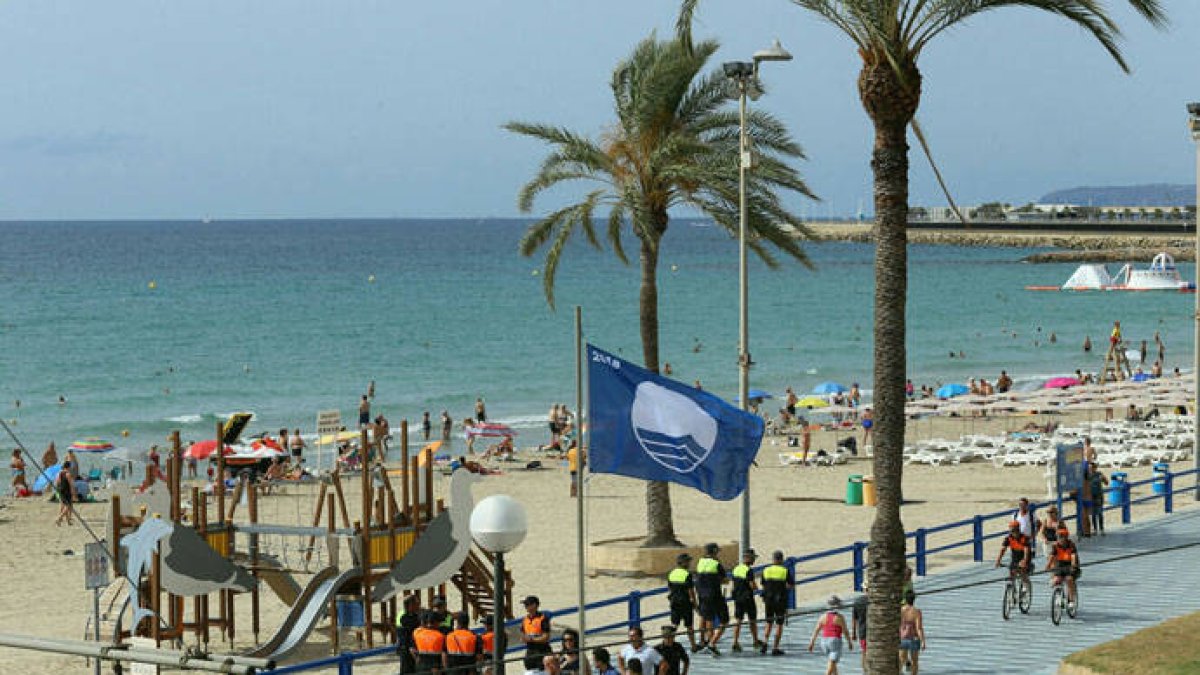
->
[1018, 576, 1032, 614]
[1067, 589, 1078, 619]
[1051, 586, 1064, 625]
[1003, 583, 1014, 621]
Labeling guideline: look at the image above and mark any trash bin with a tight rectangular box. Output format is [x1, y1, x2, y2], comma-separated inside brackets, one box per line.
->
[863, 475, 878, 506]
[1152, 462, 1170, 495]
[1109, 472, 1128, 507]
[846, 474, 864, 506]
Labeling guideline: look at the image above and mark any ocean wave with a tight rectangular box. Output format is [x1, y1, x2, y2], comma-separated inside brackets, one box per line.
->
[166, 414, 205, 424]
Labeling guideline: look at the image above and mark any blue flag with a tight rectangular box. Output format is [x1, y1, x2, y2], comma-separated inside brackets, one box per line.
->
[587, 344, 764, 501]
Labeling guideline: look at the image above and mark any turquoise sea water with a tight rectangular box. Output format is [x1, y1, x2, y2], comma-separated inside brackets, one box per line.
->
[0, 219, 1194, 453]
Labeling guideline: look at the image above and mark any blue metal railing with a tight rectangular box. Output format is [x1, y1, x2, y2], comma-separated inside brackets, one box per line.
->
[272, 464, 1200, 673]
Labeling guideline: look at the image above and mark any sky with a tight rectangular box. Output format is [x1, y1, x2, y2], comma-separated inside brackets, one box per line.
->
[0, 1, 1197, 220]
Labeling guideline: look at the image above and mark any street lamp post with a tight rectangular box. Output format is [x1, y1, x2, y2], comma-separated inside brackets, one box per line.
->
[470, 495, 529, 675]
[724, 39, 792, 557]
[1189, 102, 1200, 500]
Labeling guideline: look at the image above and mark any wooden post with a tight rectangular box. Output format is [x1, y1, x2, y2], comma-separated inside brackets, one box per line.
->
[379, 467, 401, 520]
[328, 493, 339, 654]
[385, 486, 397, 640]
[110, 495, 122, 575]
[332, 472, 352, 528]
[197, 494, 209, 648]
[400, 421, 410, 523]
[215, 422, 226, 530]
[249, 482, 260, 642]
[410, 450, 420, 528]
[305, 481, 329, 566]
[167, 431, 181, 639]
[424, 454, 433, 523]
[360, 429, 373, 647]
[151, 548, 162, 645]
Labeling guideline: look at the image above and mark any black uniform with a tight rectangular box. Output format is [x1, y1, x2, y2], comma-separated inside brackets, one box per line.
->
[731, 563, 757, 621]
[694, 557, 729, 624]
[395, 610, 421, 674]
[666, 566, 696, 628]
[655, 642, 690, 675]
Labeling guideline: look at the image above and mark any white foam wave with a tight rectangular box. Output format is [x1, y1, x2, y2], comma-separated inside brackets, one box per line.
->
[166, 414, 204, 424]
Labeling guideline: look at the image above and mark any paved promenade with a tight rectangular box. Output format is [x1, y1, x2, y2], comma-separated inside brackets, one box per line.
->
[684, 506, 1200, 674]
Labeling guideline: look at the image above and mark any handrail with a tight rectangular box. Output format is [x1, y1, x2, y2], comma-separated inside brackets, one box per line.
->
[276, 461, 1197, 673]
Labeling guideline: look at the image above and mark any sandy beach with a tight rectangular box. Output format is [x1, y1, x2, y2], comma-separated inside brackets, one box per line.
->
[2, 406, 1194, 674]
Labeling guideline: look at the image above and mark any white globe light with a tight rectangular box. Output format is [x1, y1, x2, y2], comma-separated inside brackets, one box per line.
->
[469, 495, 529, 554]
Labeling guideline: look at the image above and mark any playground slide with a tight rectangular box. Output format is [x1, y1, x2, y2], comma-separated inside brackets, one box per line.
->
[243, 566, 362, 660]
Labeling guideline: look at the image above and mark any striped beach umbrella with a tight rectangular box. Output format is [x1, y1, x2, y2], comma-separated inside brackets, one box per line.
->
[68, 438, 114, 453]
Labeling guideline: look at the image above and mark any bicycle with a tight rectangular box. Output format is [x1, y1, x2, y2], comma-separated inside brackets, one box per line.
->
[1001, 567, 1032, 621]
[1050, 572, 1079, 625]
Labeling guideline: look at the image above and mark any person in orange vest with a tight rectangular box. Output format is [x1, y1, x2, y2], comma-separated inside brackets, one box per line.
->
[479, 614, 506, 675]
[521, 595, 552, 657]
[412, 611, 446, 675]
[445, 612, 482, 673]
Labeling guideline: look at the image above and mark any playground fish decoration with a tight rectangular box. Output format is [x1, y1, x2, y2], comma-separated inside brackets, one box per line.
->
[120, 517, 175, 628]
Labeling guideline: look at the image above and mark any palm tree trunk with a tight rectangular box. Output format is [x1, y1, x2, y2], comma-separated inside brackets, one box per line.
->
[859, 54, 920, 675]
[638, 234, 680, 547]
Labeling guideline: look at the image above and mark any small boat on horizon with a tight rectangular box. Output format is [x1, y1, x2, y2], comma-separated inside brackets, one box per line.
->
[1026, 252, 1196, 292]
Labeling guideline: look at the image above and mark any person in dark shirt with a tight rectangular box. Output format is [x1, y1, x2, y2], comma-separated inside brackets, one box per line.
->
[729, 548, 765, 654]
[760, 550, 795, 656]
[395, 594, 422, 674]
[694, 542, 729, 656]
[655, 625, 690, 675]
[851, 590, 868, 672]
[665, 553, 701, 652]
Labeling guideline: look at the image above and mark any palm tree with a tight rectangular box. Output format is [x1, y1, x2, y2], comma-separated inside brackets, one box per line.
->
[506, 34, 816, 546]
[677, 1, 1165, 671]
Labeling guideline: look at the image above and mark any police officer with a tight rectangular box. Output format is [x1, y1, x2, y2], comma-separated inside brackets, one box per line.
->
[445, 612, 481, 673]
[521, 595, 552, 657]
[395, 594, 422, 674]
[479, 614, 506, 675]
[761, 550, 795, 656]
[729, 548, 765, 654]
[412, 611, 447, 674]
[666, 553, 701, 652]
[694, 542, 728, 656]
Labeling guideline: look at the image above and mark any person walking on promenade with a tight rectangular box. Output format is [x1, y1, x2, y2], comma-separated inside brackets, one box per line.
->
[851, 588, 868, 672]
[1088, 464, 1109, 536]
[808, 595, 850, 675]
[665, 553, 701, 652]
[729, 549, 764, 654]
[761, 550, 794, 656]
[394, 594, 422, 674]
[655, 625, 689, 675]
[694, 543, 729, 656]
[898, 591, 926, 674]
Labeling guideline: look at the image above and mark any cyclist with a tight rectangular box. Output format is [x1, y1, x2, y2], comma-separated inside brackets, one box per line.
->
[994, 520, 1032, 580]
[1045, 525, 1081, 606]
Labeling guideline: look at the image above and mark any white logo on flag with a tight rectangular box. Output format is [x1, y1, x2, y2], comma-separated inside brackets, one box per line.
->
[631, 382, 717, 474]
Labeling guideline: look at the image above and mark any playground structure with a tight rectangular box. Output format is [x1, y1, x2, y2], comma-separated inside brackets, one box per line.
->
[97, 419, 512, 663]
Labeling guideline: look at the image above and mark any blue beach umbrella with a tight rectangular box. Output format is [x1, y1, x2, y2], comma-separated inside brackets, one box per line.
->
[812, 382, 847, 395]
[936, 383, 970, 399]
[734, 388, 775, 402]
[33, 463, 62, 492]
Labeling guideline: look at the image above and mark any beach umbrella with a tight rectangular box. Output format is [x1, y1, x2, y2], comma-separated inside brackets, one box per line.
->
[184, 439, 233, 460]
[734, 388, 775, 402]
[465, 422, 516, 438]
[936, 383, 969, 399]
[69, 438, 114, 453]
[812, 382, 847, 395]
[1044, 377, 1080, 389]
[796, 396, 829, 409]
[318, 430, 362, 445]
[33, 463, 62, 492]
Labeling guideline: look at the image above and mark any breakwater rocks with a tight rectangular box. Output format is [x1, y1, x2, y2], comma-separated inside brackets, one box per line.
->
[804, 223, 1195, 263]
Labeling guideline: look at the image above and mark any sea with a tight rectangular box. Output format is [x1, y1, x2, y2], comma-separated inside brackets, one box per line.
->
[0, 218, 1194, 458]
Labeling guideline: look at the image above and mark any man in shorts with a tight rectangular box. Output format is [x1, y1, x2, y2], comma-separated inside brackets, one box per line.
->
[694, 543, 729, 656]
[729, 548, 765, 653]
[761, 550, 795, 656]
[665, 553, 701, 652]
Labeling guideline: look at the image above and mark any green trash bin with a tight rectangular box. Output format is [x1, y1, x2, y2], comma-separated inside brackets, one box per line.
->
[846, 474, 864, 505]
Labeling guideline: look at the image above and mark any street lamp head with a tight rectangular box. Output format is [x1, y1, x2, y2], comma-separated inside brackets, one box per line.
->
[469, 494, 529, 554]
[723, 61, 754, 79]
[753, 39, 793, 64]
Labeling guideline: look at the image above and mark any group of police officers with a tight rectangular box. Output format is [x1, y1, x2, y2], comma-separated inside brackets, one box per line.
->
[666, 542, 795, 658]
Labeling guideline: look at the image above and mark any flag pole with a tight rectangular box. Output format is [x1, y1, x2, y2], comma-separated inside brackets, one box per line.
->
[574, 306, 587, 667]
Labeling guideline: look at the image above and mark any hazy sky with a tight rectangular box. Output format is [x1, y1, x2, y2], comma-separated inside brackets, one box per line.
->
[0, 1, 1197, 220]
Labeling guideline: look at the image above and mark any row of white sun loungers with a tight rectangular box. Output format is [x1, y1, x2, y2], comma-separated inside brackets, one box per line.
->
[903, 416, 1195, 468]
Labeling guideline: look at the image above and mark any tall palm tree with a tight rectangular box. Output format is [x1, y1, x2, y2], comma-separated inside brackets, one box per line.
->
[677, 1, 1165, 671]
[506, 34, 816, 546]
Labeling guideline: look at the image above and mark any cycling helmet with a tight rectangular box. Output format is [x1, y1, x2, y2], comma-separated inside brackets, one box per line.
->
[1057, 525, 1070, 536]
[1008, 520, 1021, 529]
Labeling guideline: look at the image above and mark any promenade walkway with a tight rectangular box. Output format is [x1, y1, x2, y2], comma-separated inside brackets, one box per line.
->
[685, 506, 1200, 675]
